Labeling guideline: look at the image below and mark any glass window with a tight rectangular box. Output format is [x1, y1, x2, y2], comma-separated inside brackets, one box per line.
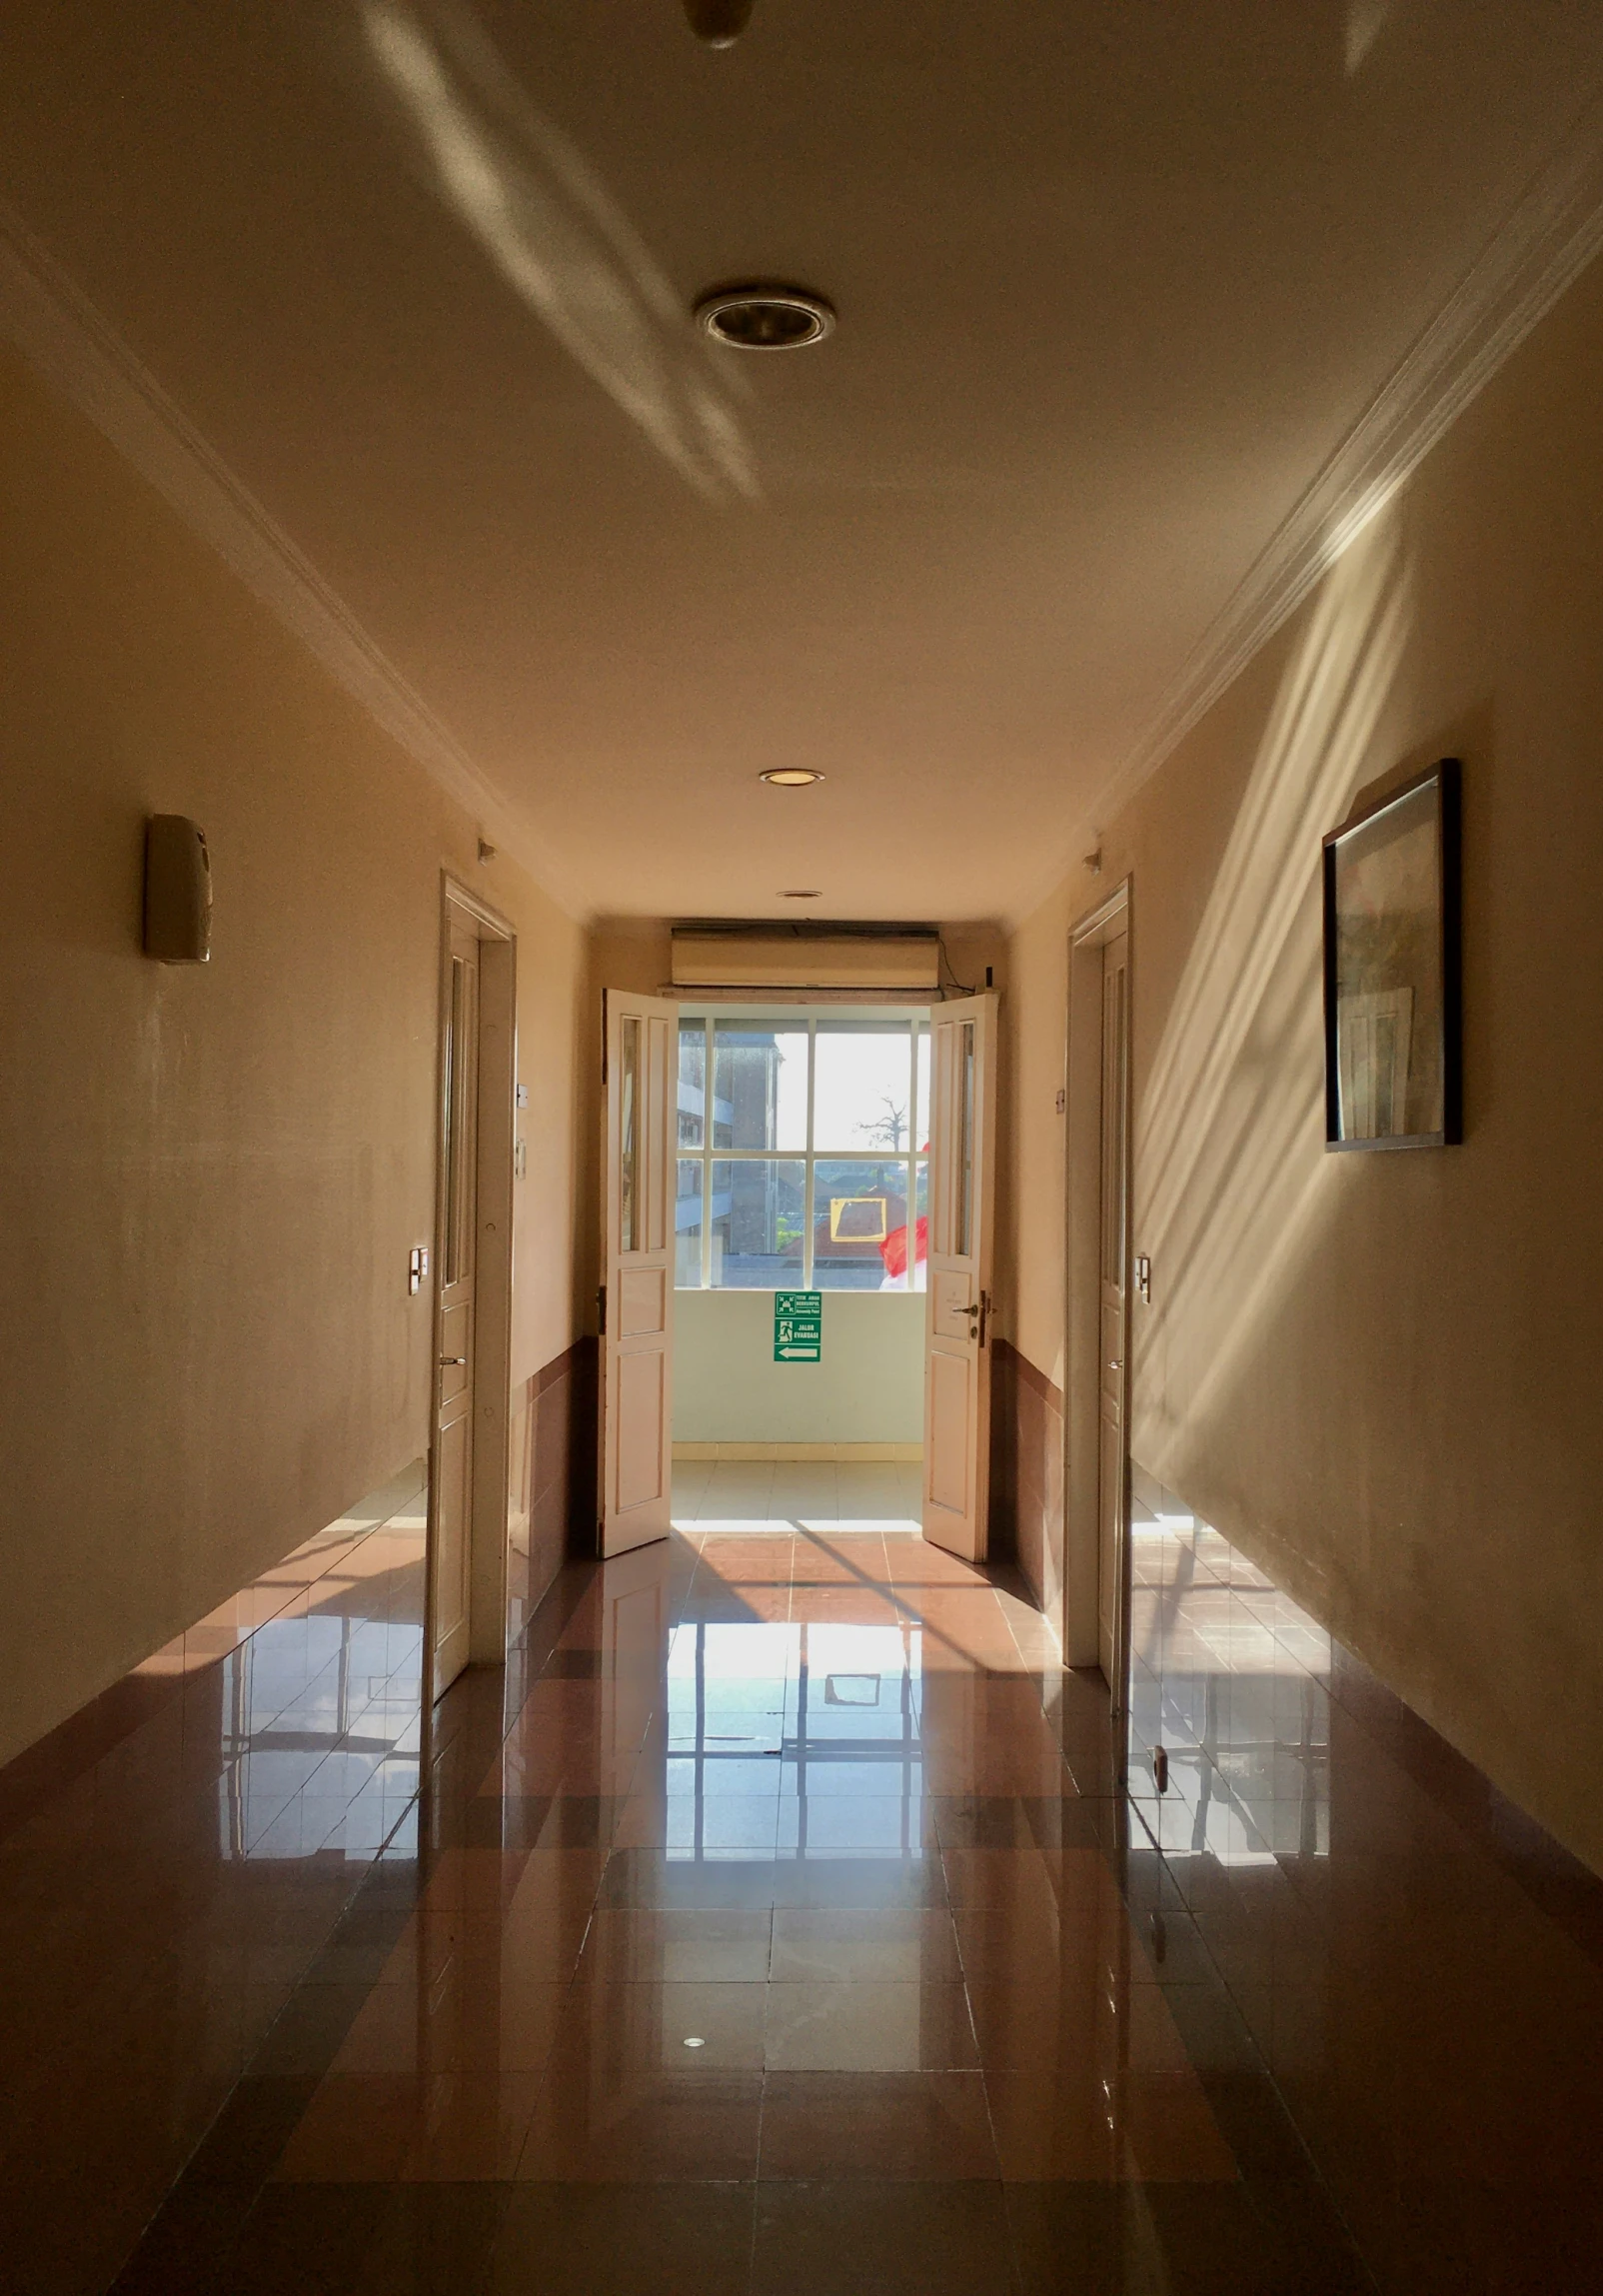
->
[676, 1010, 930, 1290]
[908, 1158, 928, 1291]
[676, 1155, 704, 1287]
[713, 1023, 807, 1150]
[813, 1158, 910, 1291]
[956, 1020, 975, 1258]
[443, 956, 473, 1284]
[678, 1020, 707, 1148]
[812, 1021, 914, 1152]
[619, 1013, 639, 1254]
[710, 1158, 805, 1287]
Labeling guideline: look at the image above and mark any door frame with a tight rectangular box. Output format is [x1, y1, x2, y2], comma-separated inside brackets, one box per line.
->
[632, 993, 989, 1551]
[1063, 880, 1132, 1697]
[921, 992, 998, 1563]
[426, 874, 518, 1694]
[598, 989, 680, 1558]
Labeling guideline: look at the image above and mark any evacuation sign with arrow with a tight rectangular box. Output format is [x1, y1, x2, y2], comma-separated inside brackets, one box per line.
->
[774, 1290, 822, 1363]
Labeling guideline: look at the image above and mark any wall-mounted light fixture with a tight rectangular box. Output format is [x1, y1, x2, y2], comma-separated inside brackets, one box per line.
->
[143, 816, 212, 963]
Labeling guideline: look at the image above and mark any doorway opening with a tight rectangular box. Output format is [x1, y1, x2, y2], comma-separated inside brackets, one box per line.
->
[426, 878, 517, 1703]
[673, 1006, 928, 1538]
[1064, 884, 1132, 1704]
[599, 994, 996, 1562]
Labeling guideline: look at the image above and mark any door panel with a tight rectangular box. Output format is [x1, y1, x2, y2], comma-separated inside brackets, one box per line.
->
[617, 1350, 668, 1511]
[602, 990, 678, 1556]
[922, 994, 997, 1561]
[927, 1349, 971, 1514]
[431, 913, 480, 1699]
[620, 1267, 668, 1337]
[1096, 933, 1129, 1685]
[932, 1269, 973, 1339]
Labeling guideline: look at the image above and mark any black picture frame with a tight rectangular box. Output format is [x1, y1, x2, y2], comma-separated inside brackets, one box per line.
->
[1322, 758, 1461, 1151]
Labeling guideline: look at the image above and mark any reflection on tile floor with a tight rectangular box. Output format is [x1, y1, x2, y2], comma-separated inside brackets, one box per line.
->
[4, 1469, 1603, 2291]
[0, 1476, 427, 2296]
[671, 1456, 926, 1535]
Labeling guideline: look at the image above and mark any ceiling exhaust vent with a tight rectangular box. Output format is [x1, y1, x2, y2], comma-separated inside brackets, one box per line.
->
[671, 923, 939, 994]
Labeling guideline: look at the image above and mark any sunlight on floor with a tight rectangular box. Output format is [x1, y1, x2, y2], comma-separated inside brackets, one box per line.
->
[672, 1457, 924, 1536]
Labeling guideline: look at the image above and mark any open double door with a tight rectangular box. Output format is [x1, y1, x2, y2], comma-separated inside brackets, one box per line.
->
[599, 991, 997, 1562]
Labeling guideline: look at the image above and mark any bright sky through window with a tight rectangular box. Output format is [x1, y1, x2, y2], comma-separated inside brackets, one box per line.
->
[677, 1011, 929, 1290]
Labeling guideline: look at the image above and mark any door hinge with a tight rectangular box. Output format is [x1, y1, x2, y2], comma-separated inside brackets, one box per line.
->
[597, 1283, 607, 1335]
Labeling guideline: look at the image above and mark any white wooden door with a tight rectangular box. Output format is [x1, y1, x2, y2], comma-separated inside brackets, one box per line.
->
[431, 911, 480, 1698]
[922, 993, 997, 1561]
[1096, 931, 1129, 1683]
[601, 991, 678, 1557]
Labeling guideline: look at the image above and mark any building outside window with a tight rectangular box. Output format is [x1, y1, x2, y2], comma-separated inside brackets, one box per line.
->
[676, 1010, 929, 1290]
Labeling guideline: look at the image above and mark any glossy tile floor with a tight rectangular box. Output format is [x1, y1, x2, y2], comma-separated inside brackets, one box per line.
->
[670, 1455, 927, 1533]
[3, 1470, 1602, 2292]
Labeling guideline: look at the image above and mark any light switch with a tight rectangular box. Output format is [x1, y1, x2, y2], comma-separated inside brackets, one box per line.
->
[516, 1084, 530, 1108]
[409, 1245, 430, 1294]
[1134, 1252, 1151, 1304]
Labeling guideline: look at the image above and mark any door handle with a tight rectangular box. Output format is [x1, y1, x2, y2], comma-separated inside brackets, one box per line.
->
[439, 1355, 467, 1366]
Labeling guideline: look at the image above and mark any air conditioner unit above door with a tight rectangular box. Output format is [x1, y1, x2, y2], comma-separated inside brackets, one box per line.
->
[671, 929, 940, 994]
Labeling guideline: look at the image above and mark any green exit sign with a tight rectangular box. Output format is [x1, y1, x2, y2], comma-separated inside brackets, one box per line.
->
[774, 1290, 822, 1363]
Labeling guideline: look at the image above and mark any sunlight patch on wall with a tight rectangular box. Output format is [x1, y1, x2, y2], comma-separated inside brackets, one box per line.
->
[1135, 513, 1414, 1471]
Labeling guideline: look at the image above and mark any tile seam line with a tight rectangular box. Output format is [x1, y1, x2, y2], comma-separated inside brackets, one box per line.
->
[1151, 1543, 1601, 1956]
[0, 1512, 407, 1853]
[100, 1787, 423, 2290]
[1127, 1747, 1382, 2286]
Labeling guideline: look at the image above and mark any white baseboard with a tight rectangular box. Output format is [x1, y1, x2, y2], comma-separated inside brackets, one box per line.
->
[673, 1442, 923, 1463]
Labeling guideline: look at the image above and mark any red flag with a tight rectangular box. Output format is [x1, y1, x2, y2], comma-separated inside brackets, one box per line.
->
[878, 1215, 928, 1281]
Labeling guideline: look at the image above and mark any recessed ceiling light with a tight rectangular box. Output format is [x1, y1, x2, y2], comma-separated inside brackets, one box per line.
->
[696, 286, 835, 351]
[683, 2035, 707, 2048]
[781, 890, 821, 900]
[759, 768, 824, 788]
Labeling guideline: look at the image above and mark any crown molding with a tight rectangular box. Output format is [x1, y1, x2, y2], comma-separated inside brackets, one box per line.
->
[1005, 88, 1603, 928]
[0, 202, 587, 923]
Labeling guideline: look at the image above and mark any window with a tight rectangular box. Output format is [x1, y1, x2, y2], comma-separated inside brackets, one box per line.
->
[676, 1011, 929, 1290]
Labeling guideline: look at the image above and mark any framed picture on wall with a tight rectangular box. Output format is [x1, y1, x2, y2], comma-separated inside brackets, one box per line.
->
[1323, 758, 1461, 1150]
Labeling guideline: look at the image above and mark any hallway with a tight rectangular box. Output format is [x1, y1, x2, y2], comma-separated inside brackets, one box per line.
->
[6, 9, 1603, 2291]
[1, 1489, 1593, 2294]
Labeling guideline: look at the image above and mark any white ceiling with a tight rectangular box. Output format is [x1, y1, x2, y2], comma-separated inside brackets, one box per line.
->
[4, 0, 1602, 922]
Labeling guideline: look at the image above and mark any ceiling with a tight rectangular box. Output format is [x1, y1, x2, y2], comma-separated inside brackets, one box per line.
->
[3, 0, 1602, 922]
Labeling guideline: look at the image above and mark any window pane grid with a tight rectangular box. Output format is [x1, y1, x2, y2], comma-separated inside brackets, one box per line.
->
[677, 1011, 929, 1291]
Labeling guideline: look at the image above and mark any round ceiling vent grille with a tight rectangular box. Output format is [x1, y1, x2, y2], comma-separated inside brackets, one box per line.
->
[695, 286, 835, 350]
[684, 0, 755, 46]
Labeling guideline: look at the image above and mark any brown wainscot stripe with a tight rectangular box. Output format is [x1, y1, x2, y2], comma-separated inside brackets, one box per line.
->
[989, 1335, 1064, 1619]
[509, 1336, 600, 1641]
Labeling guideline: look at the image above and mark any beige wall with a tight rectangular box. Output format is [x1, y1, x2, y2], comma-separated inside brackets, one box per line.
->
[998, 252, 1603, 1872]
[0, 346, 587, 1767]
[676, 1289, 924, 1446]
